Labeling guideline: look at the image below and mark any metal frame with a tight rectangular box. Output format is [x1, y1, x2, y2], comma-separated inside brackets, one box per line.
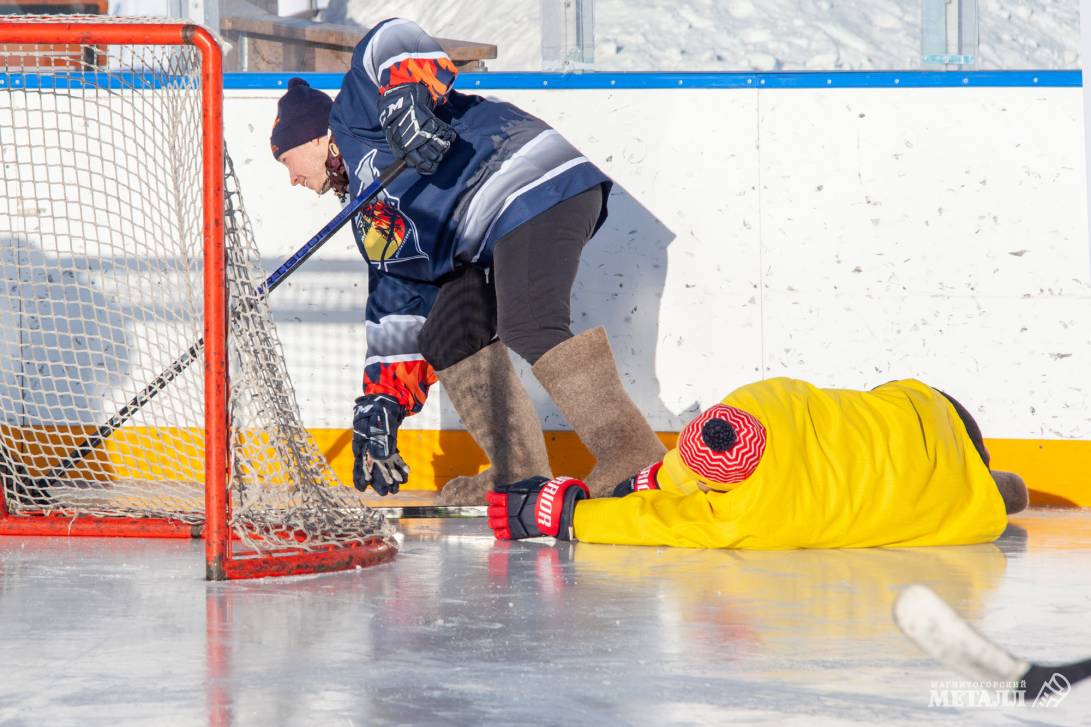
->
[921, 0, 979, 67]
[0, 19, 396, 580]
[541, 0, 595, 71]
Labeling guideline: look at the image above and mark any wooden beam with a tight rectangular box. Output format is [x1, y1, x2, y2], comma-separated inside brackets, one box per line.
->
[220, 14, 497, 63]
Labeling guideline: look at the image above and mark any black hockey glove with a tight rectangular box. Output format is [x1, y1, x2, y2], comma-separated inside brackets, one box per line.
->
[486, 476, 589, 541]
[611, 461, 663, 497]
[377, 83, 457, 176]
[352, 394, 409, 495]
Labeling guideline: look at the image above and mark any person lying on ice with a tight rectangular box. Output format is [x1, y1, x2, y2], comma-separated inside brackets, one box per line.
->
[486, 377, 1029, 547]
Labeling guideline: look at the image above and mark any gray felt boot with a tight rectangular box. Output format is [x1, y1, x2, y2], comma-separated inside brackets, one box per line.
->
[436, 342, 552, 506]
[991, 470, 1029, 515]
[532, 327, 666, 497]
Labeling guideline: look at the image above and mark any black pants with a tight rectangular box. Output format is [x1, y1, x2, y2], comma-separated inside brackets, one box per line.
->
[418, 185, 604, 369]
[936, 390, 990, 467]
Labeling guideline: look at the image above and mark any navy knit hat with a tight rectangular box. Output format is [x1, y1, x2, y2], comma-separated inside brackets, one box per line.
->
[270, 77, 333, 160]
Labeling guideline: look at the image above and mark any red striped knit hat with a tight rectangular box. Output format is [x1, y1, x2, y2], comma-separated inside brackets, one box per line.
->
[677, 404, 767, 485]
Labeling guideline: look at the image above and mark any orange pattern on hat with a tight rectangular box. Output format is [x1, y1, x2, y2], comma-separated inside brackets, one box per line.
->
[677, 404, 766, 485]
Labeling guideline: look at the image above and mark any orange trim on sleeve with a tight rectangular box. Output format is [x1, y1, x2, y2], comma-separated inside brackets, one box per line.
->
[364, 358, 437, 416]
[379, 57, 459, 103]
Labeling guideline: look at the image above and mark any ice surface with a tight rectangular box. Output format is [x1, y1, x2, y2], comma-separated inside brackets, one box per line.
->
[1, 510, 1089, 725]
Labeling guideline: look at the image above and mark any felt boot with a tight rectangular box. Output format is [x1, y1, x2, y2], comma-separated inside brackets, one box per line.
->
[991, 470, 1029, 515]
[436, 342, 552, 505]
[532, 327, 666, 497]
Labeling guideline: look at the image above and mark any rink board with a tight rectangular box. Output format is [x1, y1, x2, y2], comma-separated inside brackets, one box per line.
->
[219, 75, 1089, 505]
[5, 73, 1088, 505]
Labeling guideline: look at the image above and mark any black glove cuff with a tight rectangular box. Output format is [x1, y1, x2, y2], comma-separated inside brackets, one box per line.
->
[554, 485, 587, 542]
[612, 478, 636, 498]
[354, 394, 406, 426]
[402, 81, 437, 110]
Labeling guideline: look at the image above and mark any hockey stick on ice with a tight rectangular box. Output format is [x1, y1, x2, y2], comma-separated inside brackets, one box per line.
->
[894, 584, 1091, 704]
[1, 159, 407, 510]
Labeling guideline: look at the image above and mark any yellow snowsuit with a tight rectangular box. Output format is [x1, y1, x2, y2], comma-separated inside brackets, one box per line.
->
[572, 378, 1007, 548]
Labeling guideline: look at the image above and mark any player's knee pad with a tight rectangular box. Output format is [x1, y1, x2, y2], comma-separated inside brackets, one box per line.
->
[419, 314, 497, 371]
[497, 323, 571, 366]
[420, 267, 497, 370]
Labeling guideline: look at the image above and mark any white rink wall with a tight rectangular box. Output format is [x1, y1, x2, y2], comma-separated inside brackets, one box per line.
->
[226, 86, 1090, 440]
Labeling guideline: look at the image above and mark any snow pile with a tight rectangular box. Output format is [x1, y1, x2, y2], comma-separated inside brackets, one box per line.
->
[322, 0, 1079, 72]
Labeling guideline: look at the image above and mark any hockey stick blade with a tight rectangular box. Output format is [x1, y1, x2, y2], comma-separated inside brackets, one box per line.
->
[24, 158, 408, 493]
[894, 584, 1091, 699]
[894, 584, 1028, 682]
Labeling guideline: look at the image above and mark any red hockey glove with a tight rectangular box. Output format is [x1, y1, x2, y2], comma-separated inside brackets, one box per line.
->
[611, 461, 662, 497]
[486, 476, 590, 541]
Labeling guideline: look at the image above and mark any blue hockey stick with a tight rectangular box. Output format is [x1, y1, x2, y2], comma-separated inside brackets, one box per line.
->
[4, 159, 407, 505]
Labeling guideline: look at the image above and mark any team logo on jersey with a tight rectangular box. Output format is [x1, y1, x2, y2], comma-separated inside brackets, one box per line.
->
[353, 150, 425, 270]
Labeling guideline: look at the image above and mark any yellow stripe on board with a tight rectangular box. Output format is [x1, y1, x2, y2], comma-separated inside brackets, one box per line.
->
[2, 425, 206, 483]
[986, 439, 1091, 508]
[5, 426, 1087, 507]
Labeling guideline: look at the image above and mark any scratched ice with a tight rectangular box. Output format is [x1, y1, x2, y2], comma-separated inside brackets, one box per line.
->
[1, 510, 1089, 725]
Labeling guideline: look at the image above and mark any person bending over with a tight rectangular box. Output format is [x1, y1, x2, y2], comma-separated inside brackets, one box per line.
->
[271, 18, 664, 504]
[487, 377, 1028, 547]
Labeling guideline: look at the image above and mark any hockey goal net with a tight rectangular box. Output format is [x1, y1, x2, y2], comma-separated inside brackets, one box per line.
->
[0, 17, 396, 579]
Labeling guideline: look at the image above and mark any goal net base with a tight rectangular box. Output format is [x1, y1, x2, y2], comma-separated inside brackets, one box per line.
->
[0, 506, 396, 580]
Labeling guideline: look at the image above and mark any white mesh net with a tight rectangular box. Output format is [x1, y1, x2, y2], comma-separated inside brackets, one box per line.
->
[0, 19, 394, 555]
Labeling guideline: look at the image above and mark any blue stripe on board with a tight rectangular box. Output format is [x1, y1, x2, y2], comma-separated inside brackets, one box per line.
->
[224, 70, 1082, 91]
[0, 71, 199, 90]
[2, 70, 1079, 92]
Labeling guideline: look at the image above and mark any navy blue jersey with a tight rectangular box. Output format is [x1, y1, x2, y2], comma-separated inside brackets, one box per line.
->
[329, 18, 611, 414]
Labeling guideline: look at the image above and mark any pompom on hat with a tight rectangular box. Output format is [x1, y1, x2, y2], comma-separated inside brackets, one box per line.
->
[270, 77, 333, 160]
[676, 404, 767, 486]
